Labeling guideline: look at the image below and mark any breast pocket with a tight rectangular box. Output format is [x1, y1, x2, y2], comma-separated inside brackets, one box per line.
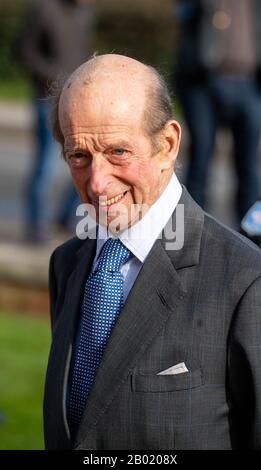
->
[131, 368, 203, 392]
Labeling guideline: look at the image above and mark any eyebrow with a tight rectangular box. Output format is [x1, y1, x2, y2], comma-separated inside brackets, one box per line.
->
[64, 145, 89, 153]
[64, 140, 134, 154]
[110, 140, 133, 149]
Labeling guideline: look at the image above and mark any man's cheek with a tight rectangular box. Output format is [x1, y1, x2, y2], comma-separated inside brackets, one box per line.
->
[69, 174, 90, 204]
[71, 169, 88, 188]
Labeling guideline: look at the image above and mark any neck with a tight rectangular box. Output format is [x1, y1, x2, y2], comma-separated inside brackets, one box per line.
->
[158, 170, 173, 198]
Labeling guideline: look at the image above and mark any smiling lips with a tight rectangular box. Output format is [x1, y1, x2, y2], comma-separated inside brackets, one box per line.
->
[99, 191, 128, 207]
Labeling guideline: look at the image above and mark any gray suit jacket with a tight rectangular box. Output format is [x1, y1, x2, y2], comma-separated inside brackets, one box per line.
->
[44, 188, 261, 449]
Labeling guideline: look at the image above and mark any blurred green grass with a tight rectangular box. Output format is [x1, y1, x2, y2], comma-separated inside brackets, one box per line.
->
[0, 79, 32, 101]
[0, 311, 50, 449]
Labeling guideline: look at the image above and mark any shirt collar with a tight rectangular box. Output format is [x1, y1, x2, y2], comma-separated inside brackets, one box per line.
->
[95, 172, 182, 263]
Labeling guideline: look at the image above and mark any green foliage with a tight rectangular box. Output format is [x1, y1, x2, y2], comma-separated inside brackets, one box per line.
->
[0, 1, 33, 81]
[0, 311, 50, 449]
[0, 78, 32, 101]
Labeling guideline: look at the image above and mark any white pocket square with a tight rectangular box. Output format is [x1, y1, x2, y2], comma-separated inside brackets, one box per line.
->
[157, 362, 188, 375]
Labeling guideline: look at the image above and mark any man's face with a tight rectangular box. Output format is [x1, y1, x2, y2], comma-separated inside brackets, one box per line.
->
[59, 85, 171, 232]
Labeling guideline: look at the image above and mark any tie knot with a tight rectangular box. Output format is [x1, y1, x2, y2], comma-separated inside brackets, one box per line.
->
[97, 238, 131, 272]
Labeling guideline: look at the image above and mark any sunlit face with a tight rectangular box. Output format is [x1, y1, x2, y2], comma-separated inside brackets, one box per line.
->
[59, 84, 177, 232]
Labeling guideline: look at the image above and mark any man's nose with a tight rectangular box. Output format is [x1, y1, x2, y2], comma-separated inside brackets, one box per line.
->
[89, 157, 111, 195]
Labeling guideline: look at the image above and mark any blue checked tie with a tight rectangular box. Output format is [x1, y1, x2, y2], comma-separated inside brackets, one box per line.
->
[68, 238, 131, 433]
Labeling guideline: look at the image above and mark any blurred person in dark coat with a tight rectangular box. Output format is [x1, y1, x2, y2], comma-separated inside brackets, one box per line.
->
[173, 0, 261, 224]
[19, 0, 96, 242]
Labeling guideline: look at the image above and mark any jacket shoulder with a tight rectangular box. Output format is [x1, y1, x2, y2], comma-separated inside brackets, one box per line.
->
[203, 213, 261, 275]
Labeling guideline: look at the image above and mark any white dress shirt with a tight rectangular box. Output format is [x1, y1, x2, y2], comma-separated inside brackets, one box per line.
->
[92, 173, 182, 301]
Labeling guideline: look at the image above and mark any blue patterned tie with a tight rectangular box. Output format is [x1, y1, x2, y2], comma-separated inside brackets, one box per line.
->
[68, 238, 131, 433]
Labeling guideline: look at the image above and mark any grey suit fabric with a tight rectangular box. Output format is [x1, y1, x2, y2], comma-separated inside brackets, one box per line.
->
[43, 187, 261, 450]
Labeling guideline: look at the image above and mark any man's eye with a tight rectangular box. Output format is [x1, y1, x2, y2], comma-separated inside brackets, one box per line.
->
[65, 152, 90, 166]
[66, 152, 86, 161]
[113, 148, 125, 156]
[74, 152, 86, 158]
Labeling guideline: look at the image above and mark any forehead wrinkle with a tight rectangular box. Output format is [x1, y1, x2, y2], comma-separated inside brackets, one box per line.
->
[61, 124, 135, 133]
[64, 131, 137, 153]
[64, 135, 138, 154]
[62, 124, 139, 146]
[62, 128, 135, 148]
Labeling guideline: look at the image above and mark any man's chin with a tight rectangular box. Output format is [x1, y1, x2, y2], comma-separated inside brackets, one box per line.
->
[100, 214, 129, 235]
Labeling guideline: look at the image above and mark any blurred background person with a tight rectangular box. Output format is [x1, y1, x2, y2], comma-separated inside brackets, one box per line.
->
[173, 0, 261, 225]
[17, 0, 96, 243]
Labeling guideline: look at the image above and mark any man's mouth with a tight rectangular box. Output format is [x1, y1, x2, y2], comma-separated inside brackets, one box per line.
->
[99, 191, 128, 207]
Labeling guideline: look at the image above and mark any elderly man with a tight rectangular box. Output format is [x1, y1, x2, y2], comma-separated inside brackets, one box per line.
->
[44, 54, 261, 450]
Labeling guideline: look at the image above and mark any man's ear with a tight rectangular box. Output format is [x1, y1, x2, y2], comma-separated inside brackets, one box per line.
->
[158, 120, 182, 170]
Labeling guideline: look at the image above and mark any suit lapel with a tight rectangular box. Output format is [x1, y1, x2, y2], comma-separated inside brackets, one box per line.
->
[75, 187, 205, 448]
[164, 185, 204, 270]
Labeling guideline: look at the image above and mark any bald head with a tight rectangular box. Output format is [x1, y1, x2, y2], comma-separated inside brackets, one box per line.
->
[51, 54, 173, 148]
[59, 55, 150, 136]
[63, 54, 153, 89]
